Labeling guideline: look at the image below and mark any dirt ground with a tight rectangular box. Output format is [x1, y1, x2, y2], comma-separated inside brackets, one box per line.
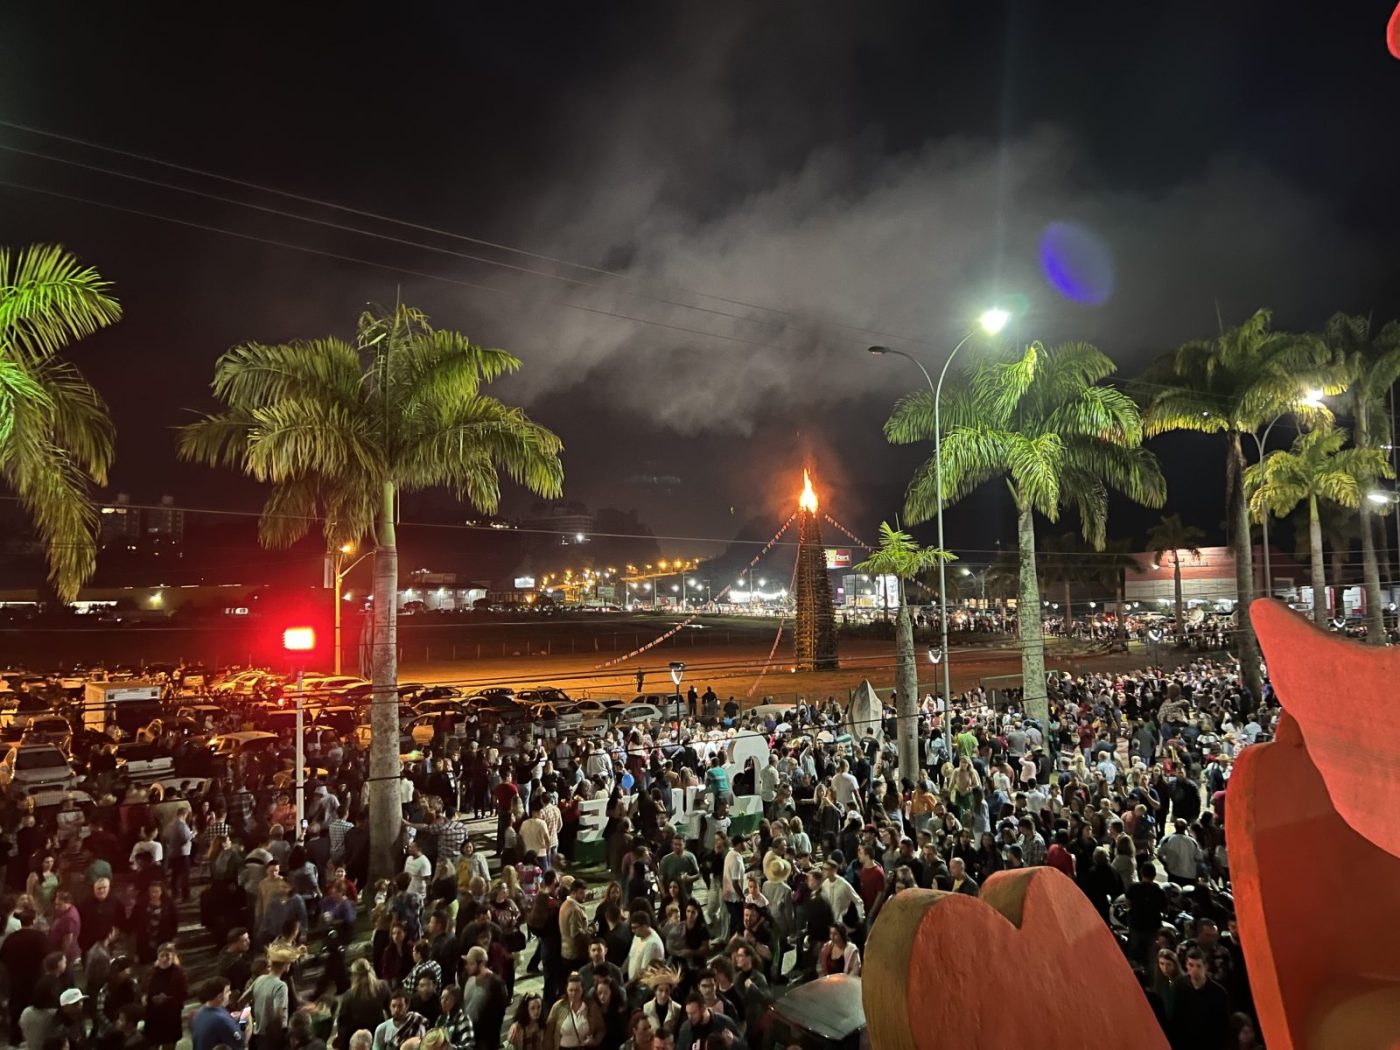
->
[397, 633, 1138, 703]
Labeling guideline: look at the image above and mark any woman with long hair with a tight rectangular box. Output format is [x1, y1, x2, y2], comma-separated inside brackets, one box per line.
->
[438, 984, 477, 1050]
[787, 815, 812, 856]
[675, 899, 711, 969]
[143, 942, 187, 1050]
[545, 972, 603, 1050]
[335, 958, 389, 1049]
[594, 881, 625, 932]
[817, 924, 862, 976]
[592, 977, 630, 1050]
[507, 992, 546, 1050]
[26, 854, 60, 914]
[1111, 834, 1139, 893]
[380, 921, 410, 986]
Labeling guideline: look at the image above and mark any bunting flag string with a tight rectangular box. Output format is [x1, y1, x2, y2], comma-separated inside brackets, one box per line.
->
[823, 512, 872, 552]
[746, 543, 802, 697]
[594, 512, 798, 670]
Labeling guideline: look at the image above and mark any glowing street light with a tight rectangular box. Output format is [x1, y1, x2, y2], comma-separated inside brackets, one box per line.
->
[867, 304, 1013, 706]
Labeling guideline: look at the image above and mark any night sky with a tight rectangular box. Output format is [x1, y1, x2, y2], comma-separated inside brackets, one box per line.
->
[2, 3, 1398, 568]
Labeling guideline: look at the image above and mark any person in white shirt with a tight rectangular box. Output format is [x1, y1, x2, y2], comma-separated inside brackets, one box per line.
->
[757, 758, 781, 811]
[721, 835, 748, 935]
[1157, 819, 1204, 885]
[402, 840, 432, 898]
[1096, 756, 1118, 785]
[130, 826, 163, 869]
[624, 912, 666, 986]
[819, 858, 865, 926]
[831, 761, 860, 812]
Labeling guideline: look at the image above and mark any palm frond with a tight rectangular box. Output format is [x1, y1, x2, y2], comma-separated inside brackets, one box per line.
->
[0, 244, 121, 363]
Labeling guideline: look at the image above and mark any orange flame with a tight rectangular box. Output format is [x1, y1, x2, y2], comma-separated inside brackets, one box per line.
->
[799, 468, 818, 513]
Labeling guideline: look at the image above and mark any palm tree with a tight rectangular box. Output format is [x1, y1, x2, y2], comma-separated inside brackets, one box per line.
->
[853, 522, 953, 785]
[1289, 501, 1361, 618]
[886, 340, 1166, 725]
[1245, 425, 1391, 627]
[1325, 313, 1400, 643]
[1146, 514, 1207, 641]
[1140, 309, 1337, 695]
[0, 245, 121, 602]
[180, 302, 564, 877]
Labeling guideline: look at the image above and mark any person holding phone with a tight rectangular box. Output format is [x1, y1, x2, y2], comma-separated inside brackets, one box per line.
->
[191, 977, 244, 1050]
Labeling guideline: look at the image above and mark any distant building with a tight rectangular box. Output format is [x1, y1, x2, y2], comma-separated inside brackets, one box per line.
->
[99, 493, 142, 550]
[524, 500, 593, 545]
[145, 495, 184, 550]
[1122, 544, 1355, 615]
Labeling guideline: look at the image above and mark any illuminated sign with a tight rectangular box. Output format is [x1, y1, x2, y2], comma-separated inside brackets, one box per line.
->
[825, 548, 851, 569]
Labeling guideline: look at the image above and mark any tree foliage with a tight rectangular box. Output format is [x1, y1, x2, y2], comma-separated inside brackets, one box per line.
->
[887, 340, 1166, 542]
[179, 303, 565, 546]
[0, 244, 120, 600]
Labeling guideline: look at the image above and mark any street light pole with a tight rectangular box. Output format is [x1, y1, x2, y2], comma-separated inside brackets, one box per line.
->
[332, 545, 371, 676]
[868, 308, 1008, 706]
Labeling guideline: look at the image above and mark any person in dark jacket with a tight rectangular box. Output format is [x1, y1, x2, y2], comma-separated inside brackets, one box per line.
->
[1169, 949, 1232, 1050]
[799, 870, 834, 979]
[2, 906, 51, 1042]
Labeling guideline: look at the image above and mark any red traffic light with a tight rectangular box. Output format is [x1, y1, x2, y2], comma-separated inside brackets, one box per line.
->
[283, 626, 316, 652]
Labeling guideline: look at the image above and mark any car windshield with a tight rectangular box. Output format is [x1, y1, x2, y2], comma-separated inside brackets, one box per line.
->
[15, 749, 66, 770]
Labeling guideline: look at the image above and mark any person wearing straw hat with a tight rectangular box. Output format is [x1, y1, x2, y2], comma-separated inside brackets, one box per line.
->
[639, 965, 683, 1037]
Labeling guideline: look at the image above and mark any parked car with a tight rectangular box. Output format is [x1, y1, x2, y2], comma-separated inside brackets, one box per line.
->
[613, 703, 668, 724]
[20, 715, 74, 751]
[113, 741, 175, 782]
[1, 743, 79, 792]
[208, 731, 280, 761]
[517, 687, 574, 706]
[751, 976, 865, 1050]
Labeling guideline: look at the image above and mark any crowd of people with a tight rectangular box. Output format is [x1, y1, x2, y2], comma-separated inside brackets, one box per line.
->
[0, 656, 1274, 1050]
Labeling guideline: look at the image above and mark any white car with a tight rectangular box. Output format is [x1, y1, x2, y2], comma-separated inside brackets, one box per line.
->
[614, 703, 667, 724]
[301, 675, 370, 695]
[208, 731, 280, 760]
[1, 744, 79, 791]
[113, 741, 174, 782]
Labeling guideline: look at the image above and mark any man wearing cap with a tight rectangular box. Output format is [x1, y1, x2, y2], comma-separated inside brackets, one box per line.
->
[19, 986, 88, 1050]
[192, 977, 244, 1050]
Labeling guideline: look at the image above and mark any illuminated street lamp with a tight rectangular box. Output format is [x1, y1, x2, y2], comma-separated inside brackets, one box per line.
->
[331, 543, 371, 675]
[868, 306, 1012, 706]
[669, 660, 686, 723]
[283, 625, 316, 834]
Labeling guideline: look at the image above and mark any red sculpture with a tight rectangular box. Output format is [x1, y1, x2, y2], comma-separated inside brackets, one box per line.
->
[1229, 599, 1400, 1049]
[862, 866, 1168, 1050]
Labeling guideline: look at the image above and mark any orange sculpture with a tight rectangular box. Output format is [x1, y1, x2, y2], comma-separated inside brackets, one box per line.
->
[1230, 599, 1400, 1049]
[862, 866, 1169, 1050]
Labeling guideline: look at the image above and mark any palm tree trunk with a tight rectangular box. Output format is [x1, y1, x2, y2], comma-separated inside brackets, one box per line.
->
[1357, 404, 1387, 644]
[1172, 553, 1184, 645]
[1016, 501, 1049, 726]
[1228, 433, 1263, 696]
[894, 579, 920, 788]
[369, 479, 401, 881]
[1116, 576, 1128, 650]
[1360, 502, 1385, 643]
[1308, 494, 1327, 628]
